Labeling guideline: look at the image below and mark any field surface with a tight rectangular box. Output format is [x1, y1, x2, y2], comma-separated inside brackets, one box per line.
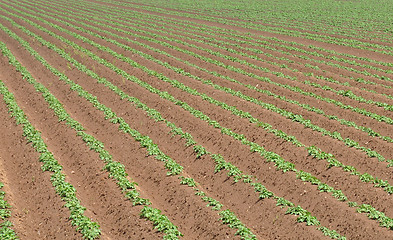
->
[0, 0, 393, 239]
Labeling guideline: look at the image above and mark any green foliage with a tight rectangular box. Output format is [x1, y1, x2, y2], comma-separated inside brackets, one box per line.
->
[140, 207, 183, 239]
[357, 204, 393, 229]
[0, 221, 18, 240]
[201, 196, 223, 211]
[0, 183, 17, 239]
[276, 197, 294, 208]
[285, 206, 320, 226]
[296, 171, 320, 185]
[251, 183, 273, 199]
[219, 210, 257, 240]
[179, 176, 197, 187]
[193, 145, 208, 159]
[318, 226, 346, 240]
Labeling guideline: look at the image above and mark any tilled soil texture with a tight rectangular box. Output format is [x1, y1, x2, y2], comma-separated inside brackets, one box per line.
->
[0, 0, 392, 240]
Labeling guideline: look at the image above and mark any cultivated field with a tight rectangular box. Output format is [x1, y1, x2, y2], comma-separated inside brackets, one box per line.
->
[0, 0, 393, 239]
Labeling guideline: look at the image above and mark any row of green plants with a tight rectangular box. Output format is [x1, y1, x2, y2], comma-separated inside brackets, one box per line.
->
[13, 1, 393, 166]
[126, 17, 393, 110]
[1, 8, 349, 239]
[0, 24, 186, 239]
[36, 0, 393, 108]
[2, 19, 257, 240]
[101, 0, 393, 57]
[113, 0, 393, 45]
[0, 17, 260, 240]
[7, 1, 393, 201]
[62, 0, 393, 73]
[21, 0, 393, 107]
[306, 45, 393, 68]
[99, 16, 393, 119]
[37, 6, 393, 191]
[6, 8, 391, 236]
[35, 3, 393, 167]
[0, 72, 101, 238]
[126, 15, 393, 93]
[0, 182, 18, 239]
[103, 0, 393, 91]
[13, 0, 393, 234]
[256, 40, 393, 86]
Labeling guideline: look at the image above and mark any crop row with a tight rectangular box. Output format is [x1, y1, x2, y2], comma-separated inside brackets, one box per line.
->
[5, 3, 392, 236]
[5, 0, 393, 210]
[0, 26, 188, 239]
[8, 0, 393, 174]
[113, 0, 393, 44]
[0, 6, 351, 239]
[102, 0, 393, 57]
[39, 6, 393, 189]
[20, 0, 393, 179]
[125, 15, 393, 92]
[33, 0, 393, 109]
[0, 16, 264, 239]
[19, 0, 393, 110]
[3, 0, 392, 238]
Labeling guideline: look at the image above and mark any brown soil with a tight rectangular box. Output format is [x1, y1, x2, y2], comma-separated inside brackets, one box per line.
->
[1, 0, 393, 239]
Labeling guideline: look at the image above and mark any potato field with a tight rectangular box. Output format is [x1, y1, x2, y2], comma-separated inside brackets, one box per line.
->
[0, 0, 393, 239]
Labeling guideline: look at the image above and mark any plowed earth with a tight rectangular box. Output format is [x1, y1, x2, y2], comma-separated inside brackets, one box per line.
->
[0, 0, 392, 239]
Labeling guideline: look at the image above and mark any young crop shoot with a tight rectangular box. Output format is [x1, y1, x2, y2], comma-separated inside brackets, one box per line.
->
[0, 183, 18, 240]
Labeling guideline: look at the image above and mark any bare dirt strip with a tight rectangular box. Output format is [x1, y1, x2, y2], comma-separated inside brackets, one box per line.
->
[1, 0, 393, 239]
